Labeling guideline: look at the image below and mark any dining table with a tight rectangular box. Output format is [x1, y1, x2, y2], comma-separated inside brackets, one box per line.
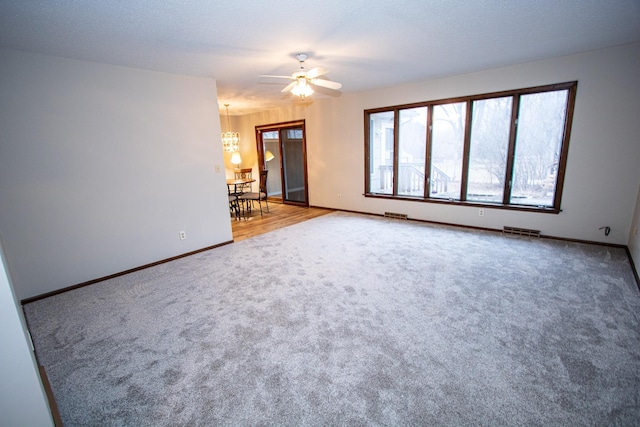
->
[226, 178, 255, 218]
[226, 177, 255, 195]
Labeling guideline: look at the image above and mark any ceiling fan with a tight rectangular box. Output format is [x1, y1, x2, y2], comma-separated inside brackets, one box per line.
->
[260, 53, 342, 98]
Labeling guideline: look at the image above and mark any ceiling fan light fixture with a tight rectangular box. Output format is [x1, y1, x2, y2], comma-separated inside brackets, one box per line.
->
[261, 53, 340, 99]
[291, 78, 313, 98]
[221, 104, 240, 152]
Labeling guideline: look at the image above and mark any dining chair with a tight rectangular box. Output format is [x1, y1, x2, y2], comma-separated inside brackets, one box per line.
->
[228, 187, 240, 219]
[234, 168, 253, 193]
[239, 170, 269, 217]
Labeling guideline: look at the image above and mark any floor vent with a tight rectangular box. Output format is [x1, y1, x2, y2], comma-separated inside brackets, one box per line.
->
[384, 212, 408, 220]
[503, 226, 541, 238]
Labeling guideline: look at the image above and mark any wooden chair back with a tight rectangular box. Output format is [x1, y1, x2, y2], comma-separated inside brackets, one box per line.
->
[234, 168, 253, 192]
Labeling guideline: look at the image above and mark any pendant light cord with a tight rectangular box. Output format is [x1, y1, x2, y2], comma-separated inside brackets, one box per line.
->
[224, 104, 231, 133]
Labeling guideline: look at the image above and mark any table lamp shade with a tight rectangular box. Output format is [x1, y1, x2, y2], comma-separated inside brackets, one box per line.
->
[231, 152, 242, 167]
[265, 150, 275, 162]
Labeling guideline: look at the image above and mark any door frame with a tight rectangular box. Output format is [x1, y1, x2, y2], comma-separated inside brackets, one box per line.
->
[255, 120, 309, 207]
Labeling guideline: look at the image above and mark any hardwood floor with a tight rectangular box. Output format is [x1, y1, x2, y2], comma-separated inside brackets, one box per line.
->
[230, 200, 334, 242]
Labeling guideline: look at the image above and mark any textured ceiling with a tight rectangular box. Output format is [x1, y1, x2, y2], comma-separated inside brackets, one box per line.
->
[1, 0, 639, 114]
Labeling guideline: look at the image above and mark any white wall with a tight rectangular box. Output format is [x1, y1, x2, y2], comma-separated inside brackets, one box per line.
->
[0, 238, 54, 426]
[238, 43, 640, 245]
[0, 49, 232, 300]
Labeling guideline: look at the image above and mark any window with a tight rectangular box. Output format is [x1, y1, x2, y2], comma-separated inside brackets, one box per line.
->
[510, 90, 569, 207]
[398, 107, 427, 197]
[430, 102, 466, 200]
[364, 82, 577, 213]
[368, 111, 395, 195]
[467, 97, 512, 203]
[287, 129, 303, 139]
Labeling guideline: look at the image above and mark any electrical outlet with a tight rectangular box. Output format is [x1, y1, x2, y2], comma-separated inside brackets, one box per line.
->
[179, 231, 186, 240]
[478, 209, 484, 217]
[215, 165, 220, 173]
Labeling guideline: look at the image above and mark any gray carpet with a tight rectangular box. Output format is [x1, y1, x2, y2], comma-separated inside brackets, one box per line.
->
[24, 212, 640, 426]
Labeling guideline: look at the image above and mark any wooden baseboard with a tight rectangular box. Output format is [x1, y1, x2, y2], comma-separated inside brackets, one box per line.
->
[625, 247, 640, 293]
[21, 241, 233, 305]
[317, 206, 640, 291]
[38, 365, 63, 427]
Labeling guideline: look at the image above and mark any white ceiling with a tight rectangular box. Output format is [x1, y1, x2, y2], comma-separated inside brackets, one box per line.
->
[1, 1, 639, 114]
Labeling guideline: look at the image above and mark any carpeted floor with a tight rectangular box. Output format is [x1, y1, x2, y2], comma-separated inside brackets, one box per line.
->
[24, 212, 640, 426]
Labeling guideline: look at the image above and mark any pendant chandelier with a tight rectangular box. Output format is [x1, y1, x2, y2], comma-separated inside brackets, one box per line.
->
[221, 104, 240, 152]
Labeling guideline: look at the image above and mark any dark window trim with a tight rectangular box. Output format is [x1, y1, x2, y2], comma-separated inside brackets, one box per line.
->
[364, 81, 578, 214]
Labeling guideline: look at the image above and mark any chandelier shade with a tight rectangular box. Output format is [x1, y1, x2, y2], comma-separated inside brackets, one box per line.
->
[221, 104, 240, 152]
[222, 131, 240, 152]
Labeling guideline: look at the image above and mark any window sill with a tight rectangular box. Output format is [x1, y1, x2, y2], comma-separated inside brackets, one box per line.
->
[364, 193, 561, 214]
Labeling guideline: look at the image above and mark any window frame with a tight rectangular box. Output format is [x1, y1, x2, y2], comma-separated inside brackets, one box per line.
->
[364, 81, 577, 214]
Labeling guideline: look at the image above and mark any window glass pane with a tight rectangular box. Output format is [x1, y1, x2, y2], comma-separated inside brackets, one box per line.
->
[287, 129, 303, 139]
[368, 111, 395, 194]
[467, 97, 512, 203]
[511, 90, 568, 207]
[262, 131, 279, 139]
[429, 102, 466, 199]
[398, 107, 427, 196]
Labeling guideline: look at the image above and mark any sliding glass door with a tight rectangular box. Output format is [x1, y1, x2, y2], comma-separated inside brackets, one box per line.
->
[256, 121, 308, 206]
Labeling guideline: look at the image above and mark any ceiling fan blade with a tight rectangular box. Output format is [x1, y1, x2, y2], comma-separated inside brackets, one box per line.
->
[310, 78, 342, 90]
[305, 66, 328, 79]
[281, 81, 297, 93]
[259, 74, 294, 79]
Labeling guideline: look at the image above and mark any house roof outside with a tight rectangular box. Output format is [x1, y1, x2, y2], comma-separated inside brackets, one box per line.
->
[0, 0, 639, 114]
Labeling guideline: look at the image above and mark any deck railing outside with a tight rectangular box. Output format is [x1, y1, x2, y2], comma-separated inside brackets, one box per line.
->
[377, 164, 451, 196]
